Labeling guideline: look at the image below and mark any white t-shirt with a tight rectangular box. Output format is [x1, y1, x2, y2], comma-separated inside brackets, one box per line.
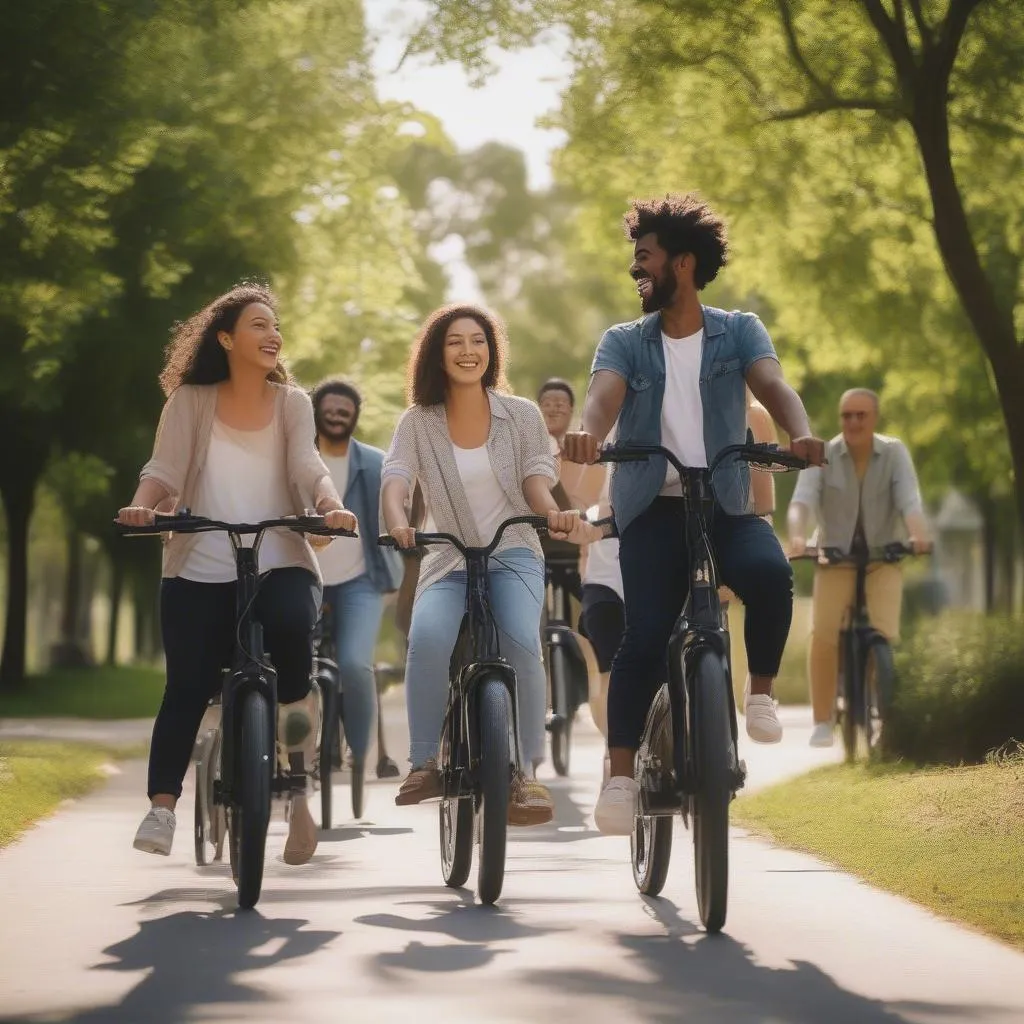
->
[582, 444, 623, 600]
[180, 418, 293, 584]
[315, 452, 367, 586]
[660, 328, 706, 495]
[453, 443, 516, 544]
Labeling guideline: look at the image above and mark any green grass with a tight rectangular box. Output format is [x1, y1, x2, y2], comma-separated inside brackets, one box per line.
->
[0, 740, 146, 848]
[0, 665, 165, 719]
[733, 752, 1024, 950]
[728, 597, 810, 706]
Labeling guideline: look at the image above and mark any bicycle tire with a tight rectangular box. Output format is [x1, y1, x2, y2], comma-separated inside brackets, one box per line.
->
[440, 797, 474, 888]
[194, 736, 212, 866]
[840, 631, 858, 762]
[549, 644, 572, 777]
[319, 682, 337, 830]
[863, 635, 894, 758]
[232, 691, 273, 910]
[692, 650, 733, 933]
[632, 811, 673, 896]
[351, 759, 365, 820]
[476, 677, 512, 906]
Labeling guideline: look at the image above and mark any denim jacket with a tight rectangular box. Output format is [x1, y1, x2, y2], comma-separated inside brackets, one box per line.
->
[343, 439, 403, 593]
[591, 306, 778, 532]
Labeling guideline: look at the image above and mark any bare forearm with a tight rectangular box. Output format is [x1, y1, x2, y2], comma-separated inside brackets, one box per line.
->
[580, 372, 626, 443]
[788, 501, 810, 541]
[129, 478, 171, 510]
[313, 475, 344, 514]
[905, 510, 930, 542]
[524, 476, 559, 516]
[382, 479, 410, 533]
[757, 378, 811, 441]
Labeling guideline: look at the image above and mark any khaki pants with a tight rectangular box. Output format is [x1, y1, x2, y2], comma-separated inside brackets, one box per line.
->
[808, 564, 903, 724]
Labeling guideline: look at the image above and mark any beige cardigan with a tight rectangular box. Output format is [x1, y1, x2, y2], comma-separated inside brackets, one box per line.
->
[140, 383, 335, 579]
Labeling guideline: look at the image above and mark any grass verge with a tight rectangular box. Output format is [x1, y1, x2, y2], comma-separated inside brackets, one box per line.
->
[0, 740, 146, 848]
[0, 665, 164, 719]
[733, 753, 1024, 950]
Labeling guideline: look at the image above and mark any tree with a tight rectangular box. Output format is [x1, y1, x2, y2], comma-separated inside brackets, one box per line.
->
[411, 0, 1024, 526]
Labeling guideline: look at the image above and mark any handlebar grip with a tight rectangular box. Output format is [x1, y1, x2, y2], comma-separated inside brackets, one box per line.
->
[596, 449, 651, 464]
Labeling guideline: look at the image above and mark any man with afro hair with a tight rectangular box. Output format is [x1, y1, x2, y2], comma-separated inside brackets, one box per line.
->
[563, 192, 826, 835]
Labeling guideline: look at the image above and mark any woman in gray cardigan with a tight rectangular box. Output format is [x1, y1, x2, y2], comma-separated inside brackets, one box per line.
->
[381, 304, 597, 825]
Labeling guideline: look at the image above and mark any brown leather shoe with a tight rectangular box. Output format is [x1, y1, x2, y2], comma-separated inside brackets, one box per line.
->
[395, 760, 442, 805]
[508, 774, 554, 826]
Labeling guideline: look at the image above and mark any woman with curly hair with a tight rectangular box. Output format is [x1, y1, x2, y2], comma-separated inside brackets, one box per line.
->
[381, 304, 600, 825]
[116, 283, 355, 864]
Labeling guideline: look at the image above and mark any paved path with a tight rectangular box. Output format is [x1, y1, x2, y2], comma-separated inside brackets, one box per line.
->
[2, 698, 1022, 1023]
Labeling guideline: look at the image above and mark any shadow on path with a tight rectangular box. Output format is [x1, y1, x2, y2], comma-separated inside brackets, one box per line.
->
[9, 910, 338, 1024]
[521, 897, 1002, 1024]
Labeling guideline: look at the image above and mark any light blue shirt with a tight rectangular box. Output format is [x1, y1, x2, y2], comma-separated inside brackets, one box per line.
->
[591, 306, 779, 532]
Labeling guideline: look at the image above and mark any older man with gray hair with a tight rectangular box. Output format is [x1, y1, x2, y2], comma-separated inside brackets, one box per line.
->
[787, 388, 930, 747]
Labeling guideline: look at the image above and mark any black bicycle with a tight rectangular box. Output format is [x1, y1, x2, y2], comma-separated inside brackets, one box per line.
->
[791, 542, 923, 760]
[117, 510, 354, 909]
[379, 514, 549, 906]
[543, 546, 587, 776]
[597, 441, 806, 932]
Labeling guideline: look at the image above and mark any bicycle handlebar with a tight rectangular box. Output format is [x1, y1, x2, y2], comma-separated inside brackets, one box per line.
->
[114, 510, 359, 539]
[377, 513, 550, 558]
[789, 542, 930, 565]
[597, 441, 808, 477]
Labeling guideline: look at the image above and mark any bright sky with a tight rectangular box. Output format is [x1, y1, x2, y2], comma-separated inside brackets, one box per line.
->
[365, 0, 571, 297]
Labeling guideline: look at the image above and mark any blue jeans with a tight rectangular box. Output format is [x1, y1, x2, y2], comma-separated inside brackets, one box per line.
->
[323, 574, 386, 762]
[406, 548, 546, 768]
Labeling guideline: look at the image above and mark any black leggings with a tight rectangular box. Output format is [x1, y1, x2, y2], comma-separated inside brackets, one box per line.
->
[149, 568, 321, 799]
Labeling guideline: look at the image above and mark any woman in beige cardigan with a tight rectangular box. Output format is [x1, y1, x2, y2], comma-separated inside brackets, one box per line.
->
[116, 284, 354, 864]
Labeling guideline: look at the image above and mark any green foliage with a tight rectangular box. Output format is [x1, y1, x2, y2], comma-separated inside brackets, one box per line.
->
[885, 613, 1024, 765]
[0, 665, 165, 720]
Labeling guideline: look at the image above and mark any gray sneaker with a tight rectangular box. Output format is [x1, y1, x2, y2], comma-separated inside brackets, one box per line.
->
[133, 807, 176, 856]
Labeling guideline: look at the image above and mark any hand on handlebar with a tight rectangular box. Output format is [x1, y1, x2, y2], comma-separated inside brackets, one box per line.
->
[788, 536, 807, 558]
[389, 525, 418, 550]
[562, 431, 600, 465]
[117, 506, 156, 527]
[546, 509, 579, 540]
[324, 508, 358, 534]
[909, 536, 933, 556]
[789, 436, 827, 467]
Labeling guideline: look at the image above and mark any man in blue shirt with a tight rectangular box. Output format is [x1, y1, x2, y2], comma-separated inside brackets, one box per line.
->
[312, 379, 404, 794]
[563, 193, 826, 834]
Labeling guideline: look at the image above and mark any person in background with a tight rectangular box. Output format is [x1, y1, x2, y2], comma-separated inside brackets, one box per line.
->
[788, 387, 930, 746]
[539, 377, 605, 511]
[311, 378, 403, 792]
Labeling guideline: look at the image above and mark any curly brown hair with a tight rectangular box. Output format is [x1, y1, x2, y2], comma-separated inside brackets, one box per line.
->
[158, 283, 292, 396]
[406, 303, 509, 407]
[624, 192, 729, 290]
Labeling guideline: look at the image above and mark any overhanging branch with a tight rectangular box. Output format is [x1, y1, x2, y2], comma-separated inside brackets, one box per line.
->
[777, 0, 828, 97]
[764, 95, 900, 122]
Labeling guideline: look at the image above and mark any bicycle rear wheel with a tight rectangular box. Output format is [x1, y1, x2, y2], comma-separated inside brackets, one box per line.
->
[194, 730, 220, 865]
[863, 635, 894, 758]
[840, 631, 859, 762]
[476, 677, 512, 906]
[549, 644, 573, 777]
[440, 797, 473, 888]
[231, 691, 273, 910]
[319, 682, 338, 829]
[691, 650, 733, 933]
[632, 686, 674, 896]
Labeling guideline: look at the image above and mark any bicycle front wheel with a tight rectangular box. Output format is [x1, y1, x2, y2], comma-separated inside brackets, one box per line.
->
[232, 691, 273, 910]
[476, 677, 512, 906]
[691, 650, 733, 933]
[549, 644, 573, 777]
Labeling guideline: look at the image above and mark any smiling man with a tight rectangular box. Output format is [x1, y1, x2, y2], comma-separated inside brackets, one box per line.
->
[311, 378, 403, 791]
[562, 192, 826, 835]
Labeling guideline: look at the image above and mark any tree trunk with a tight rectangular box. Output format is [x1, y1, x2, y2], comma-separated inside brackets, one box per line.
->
[0, 480, 35, 690]
[106, 553, 125, 666]
[50, 528, 92, 669]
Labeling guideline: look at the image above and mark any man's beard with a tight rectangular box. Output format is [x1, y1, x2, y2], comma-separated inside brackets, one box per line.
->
[316, 414, 356, 443]
[639, 269, 677, 314]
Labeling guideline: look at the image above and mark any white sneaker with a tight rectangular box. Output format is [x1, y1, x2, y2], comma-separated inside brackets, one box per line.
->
[810, 722, 835, 748]
[744, 692, 783, 743]
[133, 807, 176, 856]
[594, 776, 639, 836]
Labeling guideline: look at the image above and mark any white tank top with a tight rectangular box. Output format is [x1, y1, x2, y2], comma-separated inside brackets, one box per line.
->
[179, 417, 294, 583]
[453, 443, 516, 545]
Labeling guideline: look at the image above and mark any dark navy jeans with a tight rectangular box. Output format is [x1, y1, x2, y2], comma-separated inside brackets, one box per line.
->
[608, 497, 793, 750]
